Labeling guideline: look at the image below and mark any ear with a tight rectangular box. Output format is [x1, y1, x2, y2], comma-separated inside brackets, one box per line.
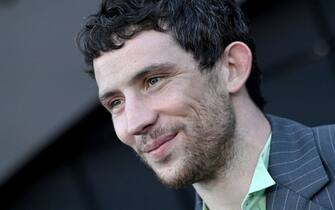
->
[222, 41, 252, 94]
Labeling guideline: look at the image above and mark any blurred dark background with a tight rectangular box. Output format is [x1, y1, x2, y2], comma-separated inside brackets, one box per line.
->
[0, 0, 334, 209]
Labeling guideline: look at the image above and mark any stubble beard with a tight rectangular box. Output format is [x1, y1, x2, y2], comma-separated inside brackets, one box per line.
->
[138, 89, 236, 189]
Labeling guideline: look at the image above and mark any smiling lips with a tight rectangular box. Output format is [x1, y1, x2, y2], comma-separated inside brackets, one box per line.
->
[142, 132, 178, 158]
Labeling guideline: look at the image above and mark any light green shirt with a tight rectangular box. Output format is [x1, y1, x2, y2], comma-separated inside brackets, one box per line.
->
[203, 134, 275, 210]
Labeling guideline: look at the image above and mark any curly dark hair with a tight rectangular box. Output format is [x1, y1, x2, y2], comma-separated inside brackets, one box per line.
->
[77, 0, 266, 110]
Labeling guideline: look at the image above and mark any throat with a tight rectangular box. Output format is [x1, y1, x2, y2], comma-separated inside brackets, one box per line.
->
[192, 139, 261, 210]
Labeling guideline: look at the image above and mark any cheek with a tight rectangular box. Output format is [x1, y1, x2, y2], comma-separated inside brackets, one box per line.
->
[149, 77, 205, 113]
[112, 117, 134, 147]
[152, 91, 201, 119]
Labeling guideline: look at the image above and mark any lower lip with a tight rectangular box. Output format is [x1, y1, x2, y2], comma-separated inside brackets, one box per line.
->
[147, 134, 177, 161]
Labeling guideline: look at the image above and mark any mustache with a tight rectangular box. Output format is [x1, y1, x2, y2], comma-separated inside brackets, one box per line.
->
[136, 124, 185, 152]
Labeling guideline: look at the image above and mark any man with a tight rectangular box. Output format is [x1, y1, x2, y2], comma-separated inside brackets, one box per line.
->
[77, 0, 335, 209]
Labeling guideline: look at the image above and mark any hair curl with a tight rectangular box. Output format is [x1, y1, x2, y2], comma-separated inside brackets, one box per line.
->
[77, 0, 266, 109]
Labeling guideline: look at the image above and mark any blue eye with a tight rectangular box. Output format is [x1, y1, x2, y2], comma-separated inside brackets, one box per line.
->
[147, 77, 161, 87]
[110, 99, 122, 109]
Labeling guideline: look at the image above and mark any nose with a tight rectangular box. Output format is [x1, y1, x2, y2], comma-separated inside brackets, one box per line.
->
[125, 94, 157, 135]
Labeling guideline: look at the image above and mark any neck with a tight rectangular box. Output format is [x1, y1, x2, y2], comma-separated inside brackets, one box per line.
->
[193, 92, 271, 210]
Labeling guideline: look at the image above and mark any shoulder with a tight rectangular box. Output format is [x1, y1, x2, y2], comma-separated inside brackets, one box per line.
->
[266, 114, 335, 139]
[311, 124, 335, 165]
[267, 114, 335, 145]
[312, 124, 335, 144]
[267, 114, 335, 171]
[266, 114, 314, 142]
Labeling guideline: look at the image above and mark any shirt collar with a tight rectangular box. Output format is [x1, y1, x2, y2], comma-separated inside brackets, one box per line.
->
[248, 133, 275, 194]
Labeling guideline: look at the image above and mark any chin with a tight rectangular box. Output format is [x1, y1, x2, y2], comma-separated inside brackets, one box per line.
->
[152, 158, 197, 189]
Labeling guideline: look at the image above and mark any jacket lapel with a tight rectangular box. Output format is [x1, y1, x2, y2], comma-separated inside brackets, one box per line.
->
[266, 115, 329, 209]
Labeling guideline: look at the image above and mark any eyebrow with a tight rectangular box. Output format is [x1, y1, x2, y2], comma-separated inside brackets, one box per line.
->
[99, 62, 176, 103]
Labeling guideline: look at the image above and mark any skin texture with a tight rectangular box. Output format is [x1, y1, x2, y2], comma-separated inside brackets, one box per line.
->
[93, 30, 237, 188]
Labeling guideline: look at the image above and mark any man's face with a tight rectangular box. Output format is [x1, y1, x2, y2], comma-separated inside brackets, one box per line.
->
[93, 30, 236, 188]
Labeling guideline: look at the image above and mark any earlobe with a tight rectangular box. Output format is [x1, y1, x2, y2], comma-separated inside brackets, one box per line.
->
[223, 41, 252, 94]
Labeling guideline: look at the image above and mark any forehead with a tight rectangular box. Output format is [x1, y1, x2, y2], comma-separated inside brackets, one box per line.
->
[93, 30, 196, 94]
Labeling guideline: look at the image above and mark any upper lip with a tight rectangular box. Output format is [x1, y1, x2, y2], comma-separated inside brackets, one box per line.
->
[142, 132, 178, 153]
